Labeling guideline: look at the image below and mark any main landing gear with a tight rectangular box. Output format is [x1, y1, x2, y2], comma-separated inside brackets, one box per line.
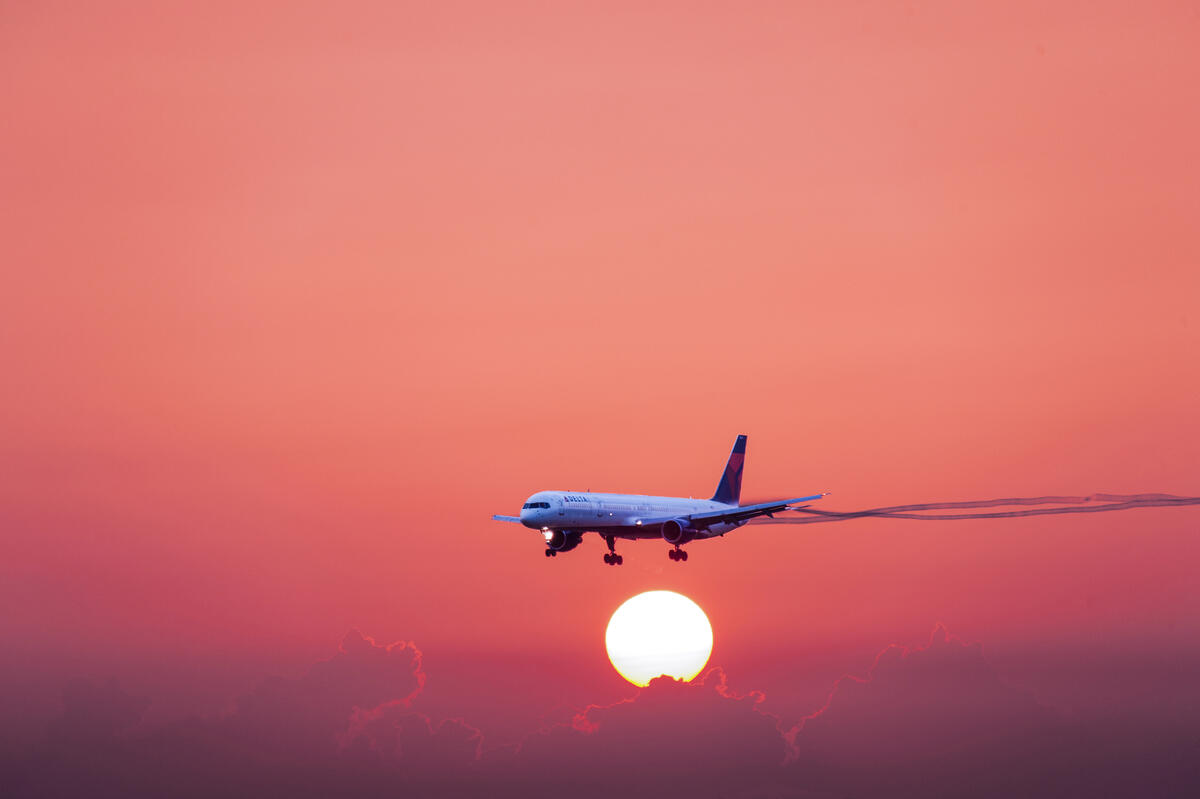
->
[603, 536, 624, 566]
[668, 548, 689, 562]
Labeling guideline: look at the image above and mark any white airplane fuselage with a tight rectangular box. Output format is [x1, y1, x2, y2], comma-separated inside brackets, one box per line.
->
[520, 491, 743, 539]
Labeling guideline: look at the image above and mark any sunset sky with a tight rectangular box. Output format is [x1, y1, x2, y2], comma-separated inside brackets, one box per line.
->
[3, 2, 1199, 796]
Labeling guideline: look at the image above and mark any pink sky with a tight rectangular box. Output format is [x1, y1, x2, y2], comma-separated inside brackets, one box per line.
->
[2, 2, 1198, 795]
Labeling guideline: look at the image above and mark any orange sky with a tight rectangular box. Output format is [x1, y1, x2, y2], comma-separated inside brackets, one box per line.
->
[2, 0, 1199, 768]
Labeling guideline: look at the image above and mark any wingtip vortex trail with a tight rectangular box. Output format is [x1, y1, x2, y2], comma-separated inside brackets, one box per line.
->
[752, 493, 1200, 525]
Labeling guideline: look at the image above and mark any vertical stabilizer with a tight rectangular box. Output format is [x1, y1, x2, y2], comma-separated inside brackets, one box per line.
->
[711, 435, 746, 505]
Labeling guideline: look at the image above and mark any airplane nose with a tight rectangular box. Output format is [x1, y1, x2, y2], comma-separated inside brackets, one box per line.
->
[518, 500, 549, 528]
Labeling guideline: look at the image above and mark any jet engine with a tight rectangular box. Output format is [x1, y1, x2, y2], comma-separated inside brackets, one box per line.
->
[661, 518, 696, 546]
[545, 530, 583, 552]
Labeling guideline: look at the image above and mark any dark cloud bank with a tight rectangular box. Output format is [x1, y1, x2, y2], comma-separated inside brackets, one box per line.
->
[6, 628, 1198, 798]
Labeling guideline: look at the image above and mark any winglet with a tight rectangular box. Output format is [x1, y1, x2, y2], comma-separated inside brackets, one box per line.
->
[711, 434, 747, 505]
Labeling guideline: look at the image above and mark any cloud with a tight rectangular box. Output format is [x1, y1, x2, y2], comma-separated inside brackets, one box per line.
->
[8, 630, 453, 798]
[776, 624, 1200, 797]
[785, 624, 1061, 797]
[341, 701, 482, 769]
[11, 626, 1199, 798]
[223, 629, 425, 760]
[500, 667, 787, 796]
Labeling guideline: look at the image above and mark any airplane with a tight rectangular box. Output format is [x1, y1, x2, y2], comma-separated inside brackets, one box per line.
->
[492, 435, 826, 565]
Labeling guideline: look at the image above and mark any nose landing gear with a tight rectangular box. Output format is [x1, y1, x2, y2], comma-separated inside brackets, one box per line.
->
[603, 536, 624, 566]
[544, 549, 557, 557]
[668, 548, 689, 562]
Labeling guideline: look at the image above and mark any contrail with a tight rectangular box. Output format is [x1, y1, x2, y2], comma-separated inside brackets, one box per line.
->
[749, 493, 1200, 525]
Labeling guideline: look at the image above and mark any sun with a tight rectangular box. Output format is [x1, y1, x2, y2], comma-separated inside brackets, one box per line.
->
[605, 590, 714, 687]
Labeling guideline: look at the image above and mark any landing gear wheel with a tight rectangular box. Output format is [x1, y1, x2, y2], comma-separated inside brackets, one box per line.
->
[668, 550, 678, 561]
[680, 550, 688, 561]
[545, 549, 557, 557]
[604, 536, 622, 565]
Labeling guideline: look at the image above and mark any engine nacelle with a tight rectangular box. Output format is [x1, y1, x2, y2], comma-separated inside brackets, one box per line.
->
[661, 518, 696, 546]
[545, 530, 583, 552]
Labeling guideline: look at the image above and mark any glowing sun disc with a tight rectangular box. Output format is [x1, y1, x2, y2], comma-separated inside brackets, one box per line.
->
[605, 590, 713, 687]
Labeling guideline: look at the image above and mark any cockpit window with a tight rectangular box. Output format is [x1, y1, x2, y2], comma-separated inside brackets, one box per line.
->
[522, 501, 551, 509]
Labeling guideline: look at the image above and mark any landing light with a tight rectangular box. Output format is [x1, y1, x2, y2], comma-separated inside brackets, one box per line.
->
[635, 520, 642, 526]
[543, 531, 553, 541]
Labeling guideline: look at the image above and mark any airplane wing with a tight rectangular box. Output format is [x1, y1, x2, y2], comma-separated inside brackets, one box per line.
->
[644, 494, 827, 530]
[492, 514, 522, 523]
